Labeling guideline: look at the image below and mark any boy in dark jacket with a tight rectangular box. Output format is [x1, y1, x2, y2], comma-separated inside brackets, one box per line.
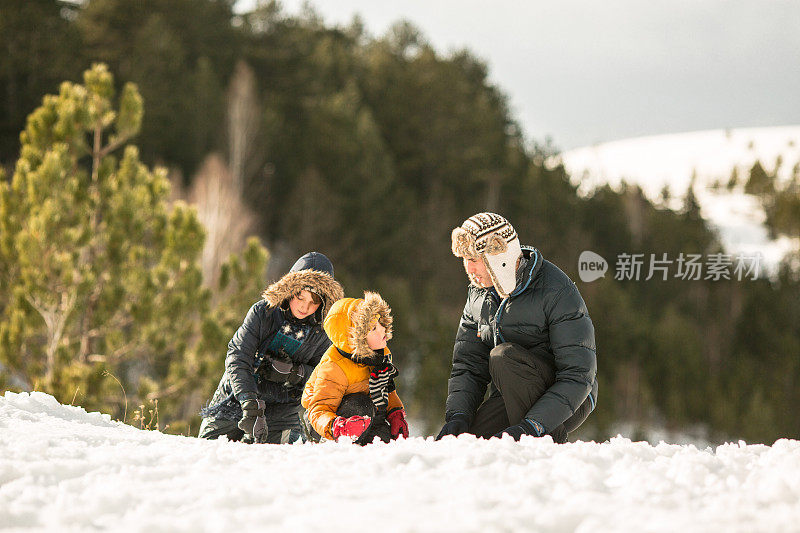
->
[198, 252, 344, 444]
[436, 213, 598, 443]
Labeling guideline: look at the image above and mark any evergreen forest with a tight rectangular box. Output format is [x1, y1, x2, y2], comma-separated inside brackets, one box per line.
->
[1, 0, 799, 443]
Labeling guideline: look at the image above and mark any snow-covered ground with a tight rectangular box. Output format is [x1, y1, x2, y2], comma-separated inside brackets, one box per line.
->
[553, 126, 800, 270]
[2, 391, 800, 532]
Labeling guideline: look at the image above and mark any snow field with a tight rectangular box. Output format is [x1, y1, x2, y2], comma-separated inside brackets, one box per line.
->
[1, 391, 799, 532]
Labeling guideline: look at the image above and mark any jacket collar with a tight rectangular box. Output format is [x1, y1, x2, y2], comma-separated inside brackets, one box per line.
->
[508, 246, 542, 298]
[335, 346, 391, 367]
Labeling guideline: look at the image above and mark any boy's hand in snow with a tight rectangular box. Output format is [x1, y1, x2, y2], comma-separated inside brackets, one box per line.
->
[331, 415, 371, 440]
[238, 399, 268, 443]
[387, 408, 409, 439]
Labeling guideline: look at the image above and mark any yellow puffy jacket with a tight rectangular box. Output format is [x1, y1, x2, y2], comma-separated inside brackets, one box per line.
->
[302, 293, 403, 439]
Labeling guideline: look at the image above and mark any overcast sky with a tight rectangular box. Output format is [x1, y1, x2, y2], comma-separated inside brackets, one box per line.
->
[243, 1, 800, 150]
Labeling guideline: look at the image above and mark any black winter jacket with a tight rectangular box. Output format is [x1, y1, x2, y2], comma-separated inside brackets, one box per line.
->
[445, 247, 598, 433]
[204, 300, 332, 430]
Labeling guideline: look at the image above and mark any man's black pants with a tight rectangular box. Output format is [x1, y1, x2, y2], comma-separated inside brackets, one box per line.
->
[469, 342, 593, 443]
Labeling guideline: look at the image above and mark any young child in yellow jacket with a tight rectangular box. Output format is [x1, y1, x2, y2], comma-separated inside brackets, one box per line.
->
[302, 292, 409, 443]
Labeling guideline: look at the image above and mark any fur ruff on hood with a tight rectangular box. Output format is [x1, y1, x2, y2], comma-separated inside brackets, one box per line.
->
[262, 269, 344, 320]
[323, 292, 393, 363]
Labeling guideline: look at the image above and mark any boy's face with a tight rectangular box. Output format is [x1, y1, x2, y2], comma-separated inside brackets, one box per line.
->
[463, 257, 493, 288]
[289, 289, 321, 320]
[366, 320, 388, 351]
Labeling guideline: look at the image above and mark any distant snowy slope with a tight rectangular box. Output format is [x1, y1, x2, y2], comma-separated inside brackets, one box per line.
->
[2, 391, 800, 532]
[553, 126, 800, 268]
[557, 126, 800, 197]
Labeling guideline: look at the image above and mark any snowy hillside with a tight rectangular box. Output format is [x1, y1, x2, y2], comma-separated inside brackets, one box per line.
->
[553, 126, 800, 269]
[2, 391, 800, 532]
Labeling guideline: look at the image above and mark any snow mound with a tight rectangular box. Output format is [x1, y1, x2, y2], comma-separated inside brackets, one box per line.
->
[553, 126, 800, 269]
[2, 391, 800, 532]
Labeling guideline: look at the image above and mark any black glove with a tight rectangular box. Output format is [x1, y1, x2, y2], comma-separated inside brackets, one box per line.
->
[261, 357, 305, 387]
[435, 413, 470, 440]
[493, 418, 544, 441]
[238, 399, 268, 443]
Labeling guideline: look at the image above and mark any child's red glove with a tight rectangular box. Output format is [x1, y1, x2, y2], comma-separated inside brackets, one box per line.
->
[331, 415, 371, 440]
[387, 408, 409, 439]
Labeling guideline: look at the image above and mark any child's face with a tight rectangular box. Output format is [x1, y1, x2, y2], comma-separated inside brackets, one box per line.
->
[288, 290, 321, 320]
[366, 320, 388, 351]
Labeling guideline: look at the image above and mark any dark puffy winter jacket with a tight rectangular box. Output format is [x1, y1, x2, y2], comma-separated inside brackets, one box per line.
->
[202, 252, 343, 431]
[445, 247, 598, 433]
[202, 301, 332, 430]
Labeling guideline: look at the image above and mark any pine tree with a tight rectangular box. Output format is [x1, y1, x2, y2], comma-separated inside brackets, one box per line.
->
[0, 64, 255, 425]
[744, 160, 775, 197]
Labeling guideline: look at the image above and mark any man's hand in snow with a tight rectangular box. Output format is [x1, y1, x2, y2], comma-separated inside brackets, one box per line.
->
[493, 418, 544, 441]
[435, 413, 470, 440]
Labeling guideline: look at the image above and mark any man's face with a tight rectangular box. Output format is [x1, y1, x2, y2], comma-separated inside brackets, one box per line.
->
[463, 257, 493, 288]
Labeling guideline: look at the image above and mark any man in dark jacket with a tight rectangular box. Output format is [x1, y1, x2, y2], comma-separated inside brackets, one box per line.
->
[436, 213, 597, 443]
[198, 252, 344, 444]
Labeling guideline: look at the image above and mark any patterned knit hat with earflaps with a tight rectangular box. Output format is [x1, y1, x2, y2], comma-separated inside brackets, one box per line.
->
[451, 212, 522, 298]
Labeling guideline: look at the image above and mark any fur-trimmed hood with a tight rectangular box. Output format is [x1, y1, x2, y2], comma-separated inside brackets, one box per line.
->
[262, 270, 344, 321]
[323, 292, 393, 363]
